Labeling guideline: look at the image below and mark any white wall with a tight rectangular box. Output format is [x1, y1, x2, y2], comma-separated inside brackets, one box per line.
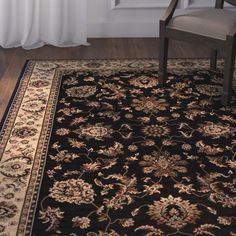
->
[87, 0, 169, 37]
[87, 0, 220, 38]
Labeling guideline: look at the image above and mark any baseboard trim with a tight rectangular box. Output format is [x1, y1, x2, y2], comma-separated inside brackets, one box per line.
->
[88, 22, 159, 38]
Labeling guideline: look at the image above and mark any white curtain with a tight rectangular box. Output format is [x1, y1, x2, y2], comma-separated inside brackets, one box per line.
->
[0, 0, 88, 49]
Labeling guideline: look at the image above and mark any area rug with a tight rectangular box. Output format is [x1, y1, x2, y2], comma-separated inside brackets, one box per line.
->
[0, 59, 236, 236]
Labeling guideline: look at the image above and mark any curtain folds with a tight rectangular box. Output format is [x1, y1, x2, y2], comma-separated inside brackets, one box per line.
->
[0, 0, 88, 49]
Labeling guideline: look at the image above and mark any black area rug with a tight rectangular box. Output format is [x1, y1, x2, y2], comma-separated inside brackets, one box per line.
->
[0, 60, 235, 236]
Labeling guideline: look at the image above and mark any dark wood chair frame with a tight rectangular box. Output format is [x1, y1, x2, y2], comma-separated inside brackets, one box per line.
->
[159, 0, 236, 106]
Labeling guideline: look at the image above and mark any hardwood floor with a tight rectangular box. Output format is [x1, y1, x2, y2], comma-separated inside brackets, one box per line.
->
[0, 38, 212, 122]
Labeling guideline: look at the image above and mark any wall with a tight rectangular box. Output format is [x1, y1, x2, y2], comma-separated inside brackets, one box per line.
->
[87, 0, 224, 38]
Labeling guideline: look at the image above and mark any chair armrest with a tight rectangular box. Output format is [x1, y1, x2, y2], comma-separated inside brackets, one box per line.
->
[160, 0, 179, 25]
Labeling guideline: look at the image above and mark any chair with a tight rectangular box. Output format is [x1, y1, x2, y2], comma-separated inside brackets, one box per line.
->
[159, 0, 236, 106]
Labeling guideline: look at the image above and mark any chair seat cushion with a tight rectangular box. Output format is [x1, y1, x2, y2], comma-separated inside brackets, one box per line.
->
[168, 9, 236, 40]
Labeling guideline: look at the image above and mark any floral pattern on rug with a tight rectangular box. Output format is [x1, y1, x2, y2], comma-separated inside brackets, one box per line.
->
[31, 68, 236, 236]
[0, 59, 235, 236]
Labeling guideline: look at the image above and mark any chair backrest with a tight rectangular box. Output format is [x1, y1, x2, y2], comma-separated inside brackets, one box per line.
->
[215, 0, 236, 8]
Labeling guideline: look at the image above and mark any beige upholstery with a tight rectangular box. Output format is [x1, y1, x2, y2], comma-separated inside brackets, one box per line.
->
[168, 9, 236, 40]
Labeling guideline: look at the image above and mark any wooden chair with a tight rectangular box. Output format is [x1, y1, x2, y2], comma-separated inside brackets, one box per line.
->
[159, 0, 236, 106]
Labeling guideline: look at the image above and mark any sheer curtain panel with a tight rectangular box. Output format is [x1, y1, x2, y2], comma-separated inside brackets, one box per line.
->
[0, 0, 88, 49]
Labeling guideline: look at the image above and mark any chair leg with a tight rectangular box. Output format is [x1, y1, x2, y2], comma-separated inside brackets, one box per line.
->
[210, 49, 217, 71]
[221, 41, 235, 106]
[159, 36, 169, 84]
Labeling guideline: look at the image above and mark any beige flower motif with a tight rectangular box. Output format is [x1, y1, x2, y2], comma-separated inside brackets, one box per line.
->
[72, 216, 91, 229]
[68, 138, 86, 148]
[129, 76, 158, 88]
[182, 144, 192, 151]
[132, 97, 167, 114]
[104, 194, 133, 210]
[172, 113, 180, 118]
[120, 218, 135, 227]
[220, 115, 236, 123]
[50, 150, 78, 163]
[156, 116, 168, 122]
[128, 145, 138, 152]
[185, 109, 206, 120]
[143, 183, 163, 195]
[102, 83, 126, 100]
[63, 77, 79, 86]
[70, 117, 87, 126]
[139, 151, 187, 178]
[130, 88, 142, 95]
[66, 85, 96, 98]
[162, 139, 175, 146]
[148, 195, 201, 230]
[171, 82, 186, 90]
[208, 156, 226, 168]
[49, 179, 95, 205]
[174, 183, 195, 194]
[58, 107, 81, 116]
[139, 117, 150, 123]
[52, 142, 61, 149]
[125, 113, 133, 119]
[227, 160, 236, 169]
[143, 140, 156, 146]
[87, 101, 100, 107]
[198, 122, 233, 139]
[84, 76, 95, 82]
[82, 162, 101, 172]
[56, 128, 70, 136]
[126, 156, 138, 161]
[142, 125, 170, 137]
[199, 99, 212, 106]
[98, 142, 123, 157]
[196, 84, 222, 96]
[196, 141, 223, 155]
[75, 123, 113, 141]
[217, 216, 232, 225]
